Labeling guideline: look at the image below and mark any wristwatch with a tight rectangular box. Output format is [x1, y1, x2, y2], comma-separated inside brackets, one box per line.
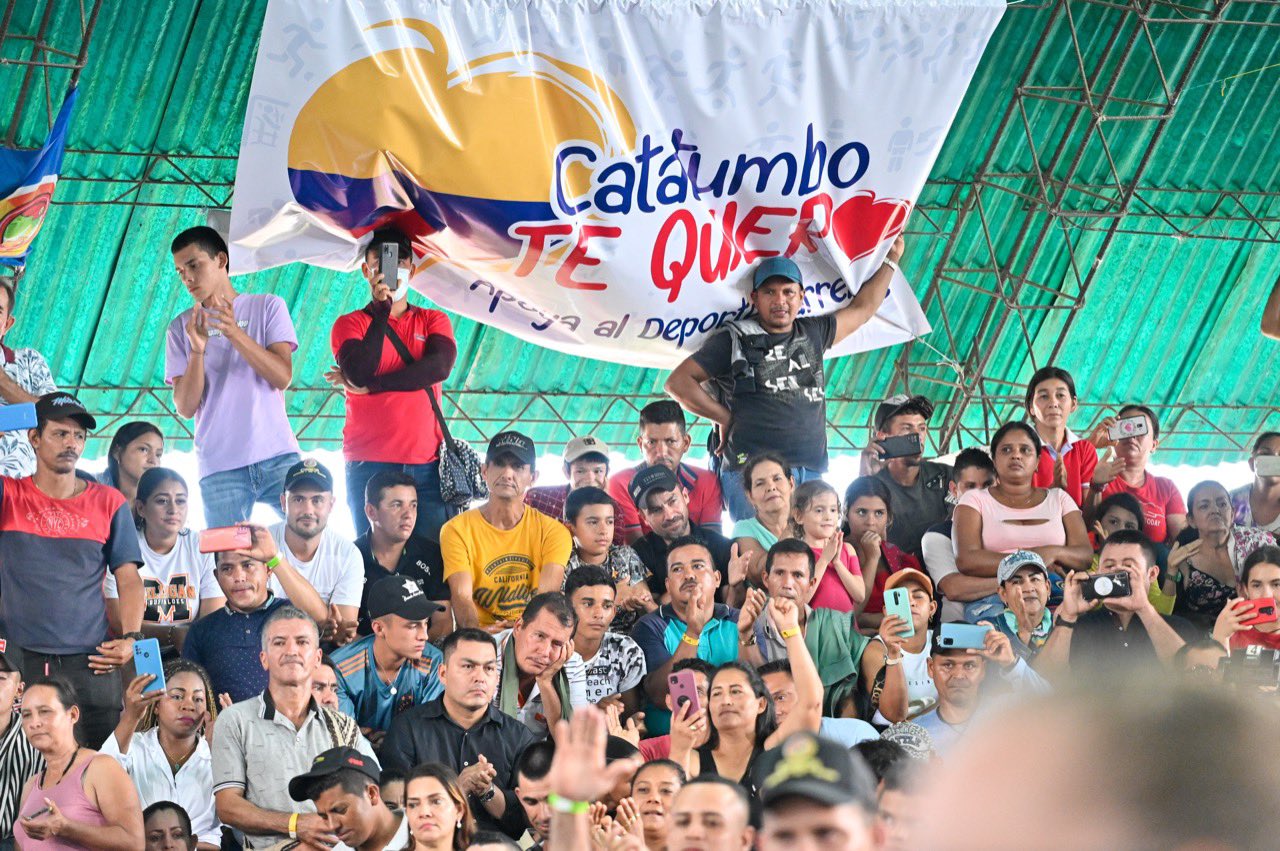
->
[1054, 615, 1077, 630]
[478, 784, 497, 803]
[123, 631, 146, 642]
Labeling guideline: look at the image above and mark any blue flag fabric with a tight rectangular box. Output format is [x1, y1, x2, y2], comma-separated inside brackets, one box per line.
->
[0, 87, 78, 268]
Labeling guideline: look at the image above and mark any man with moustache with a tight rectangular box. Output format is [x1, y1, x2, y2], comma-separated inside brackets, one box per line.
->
[0, 392, 144, 747]
[871, 394, 951, 558]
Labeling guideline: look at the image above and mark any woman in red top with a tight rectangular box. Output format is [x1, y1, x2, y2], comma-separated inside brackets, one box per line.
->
[1094, 405, 1188, 545]
[841, 476, 923, 631]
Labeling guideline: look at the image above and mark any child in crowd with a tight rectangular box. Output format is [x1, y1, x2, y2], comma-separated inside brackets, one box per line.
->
[791, 480, 865, 612]
[563, 486, 656, 632]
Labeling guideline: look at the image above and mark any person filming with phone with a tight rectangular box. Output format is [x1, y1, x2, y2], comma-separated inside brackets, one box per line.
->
[869, 394, 952, 559]
[1211, 545, 1280, 651]
[1036, 530, 1199, 678]
[329, 227, 459, 543]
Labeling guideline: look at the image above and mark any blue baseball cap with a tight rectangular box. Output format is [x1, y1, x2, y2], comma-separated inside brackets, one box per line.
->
[751, 256, 802, 290]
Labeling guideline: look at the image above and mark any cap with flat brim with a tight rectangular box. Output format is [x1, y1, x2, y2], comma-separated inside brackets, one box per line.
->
[35, 391, 96, 431]
[367, 575, 445, 621]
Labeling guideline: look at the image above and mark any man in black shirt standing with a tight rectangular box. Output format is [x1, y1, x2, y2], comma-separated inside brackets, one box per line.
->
[1036, 530, 1197, 677]
[665, 239, 902, 520]
[354, 470, 449, 639]
[381, 629, 536, 838]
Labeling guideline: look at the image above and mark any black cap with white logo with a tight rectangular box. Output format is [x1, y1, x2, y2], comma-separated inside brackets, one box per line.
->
[486, 431, 537, 467]
[366, 575, 443, 621]
[35, 392, 96, 431]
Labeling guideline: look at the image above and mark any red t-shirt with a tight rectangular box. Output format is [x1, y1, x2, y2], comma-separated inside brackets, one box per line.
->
[1032, 437, 1098, 508]
[608, 463, 724, 535]
[1100, 473, 1186, 544]
[1230, 628, 1280, 651]
[859, 542, 921, 615]
[330, 306, 454, 464]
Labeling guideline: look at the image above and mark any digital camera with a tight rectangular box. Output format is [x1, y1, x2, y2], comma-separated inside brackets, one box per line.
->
[1081, 571, 1132, 601]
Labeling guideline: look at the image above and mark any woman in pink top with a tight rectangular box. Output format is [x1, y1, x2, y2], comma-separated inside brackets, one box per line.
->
[954, 422, 1093, 581]
[790, 480, 864, 612]
[16, 677, 143, 850]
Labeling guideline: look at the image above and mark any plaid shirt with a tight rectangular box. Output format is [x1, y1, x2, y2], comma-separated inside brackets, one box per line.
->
[523, 484, 626, 545]
[0, 346, 55, 477]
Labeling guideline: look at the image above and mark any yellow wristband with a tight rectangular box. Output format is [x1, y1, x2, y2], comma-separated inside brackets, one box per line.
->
[780, 627, 801, 640]
[680, 632, 700, 647]
[288, 812, 299, 839]
[265, 554, 282, 573]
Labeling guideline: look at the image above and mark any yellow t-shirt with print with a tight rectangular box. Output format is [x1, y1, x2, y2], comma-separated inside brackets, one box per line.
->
[441, 506, 573, 625]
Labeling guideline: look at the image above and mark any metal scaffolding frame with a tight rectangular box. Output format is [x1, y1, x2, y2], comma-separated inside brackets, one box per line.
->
[5, 0, 1280, 462]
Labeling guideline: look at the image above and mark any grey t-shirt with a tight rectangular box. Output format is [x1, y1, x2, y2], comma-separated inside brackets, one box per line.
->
[691, 314, 836, 471]
[876, 461, 953, 557]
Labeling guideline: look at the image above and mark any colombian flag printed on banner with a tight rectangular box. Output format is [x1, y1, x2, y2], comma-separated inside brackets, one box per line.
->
[0, 88, 77, 268]
[230, 1, 1004, 368]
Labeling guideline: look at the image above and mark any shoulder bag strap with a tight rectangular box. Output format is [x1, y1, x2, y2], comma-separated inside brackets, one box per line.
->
[383, 322, 458, 450]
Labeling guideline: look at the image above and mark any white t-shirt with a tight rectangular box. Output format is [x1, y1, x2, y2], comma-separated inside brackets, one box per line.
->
[871, 630, 937, 726]
[581, 632, 647, 704]
[268, 523, 365, 607]
[921, 528, 965, 623]
[104, 529, 221, 625]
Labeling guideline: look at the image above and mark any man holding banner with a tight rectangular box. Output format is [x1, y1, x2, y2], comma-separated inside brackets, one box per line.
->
[666, 238, 905, 520]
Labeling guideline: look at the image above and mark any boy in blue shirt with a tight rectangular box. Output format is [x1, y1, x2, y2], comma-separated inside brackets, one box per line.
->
[332, 575, 444, 748]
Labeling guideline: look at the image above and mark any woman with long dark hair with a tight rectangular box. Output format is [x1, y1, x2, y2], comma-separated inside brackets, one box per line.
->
[98, 421, 164, 505]
[104, 468, 224, 652]
[403, 763, 473, 850]
[15, 677, 144, 849]
[672, 597, 820, 796]
[100, 661, 220, 850]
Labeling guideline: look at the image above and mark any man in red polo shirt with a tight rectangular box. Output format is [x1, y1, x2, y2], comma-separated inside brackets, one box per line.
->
[608, 400, 723, 543]
[329, 227, 458, 542]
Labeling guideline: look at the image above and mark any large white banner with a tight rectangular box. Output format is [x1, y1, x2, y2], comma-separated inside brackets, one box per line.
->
[230, 0, 1002, 368]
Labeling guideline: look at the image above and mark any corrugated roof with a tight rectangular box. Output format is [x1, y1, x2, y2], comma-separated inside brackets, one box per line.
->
[4, 0, 1279, 462]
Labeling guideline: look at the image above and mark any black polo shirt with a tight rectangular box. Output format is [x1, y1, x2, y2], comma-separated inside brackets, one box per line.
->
[354, 532, 448, 635]
[633, 527, 733, 597]
[1068, 608, 1201, 672]
[382, 698, 539, 837]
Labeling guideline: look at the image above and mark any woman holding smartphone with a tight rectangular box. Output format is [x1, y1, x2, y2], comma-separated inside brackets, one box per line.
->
[104, 468, 225, 654]
[15, 677, 144, 850]
[99, 662, 221, 851]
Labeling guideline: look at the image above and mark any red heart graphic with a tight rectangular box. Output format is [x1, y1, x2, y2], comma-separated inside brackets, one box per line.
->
[831, 191, 911, 262]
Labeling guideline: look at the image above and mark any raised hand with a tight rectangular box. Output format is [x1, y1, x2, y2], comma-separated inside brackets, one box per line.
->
[727, 543, 749, 587]
[120, 674, 164, 720]
[1092, 448, 1124, 487]
[203, 297, 241, 341]
[736, 588, 767, 639]
[888, 233, 906, 263]
[184, 306, 209, 353]
[877, 613, 909, 653]
[548, 705, 643, 803]
[684, 586, 714, 636]
[819, 529, 844, 567]
[604, 702, 643, 746]
[768, 596, 800, 634]
[973, 622, 1016, 669]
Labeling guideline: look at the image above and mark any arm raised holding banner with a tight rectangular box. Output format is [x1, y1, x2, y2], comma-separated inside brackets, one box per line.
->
[832, 234, 903, 345]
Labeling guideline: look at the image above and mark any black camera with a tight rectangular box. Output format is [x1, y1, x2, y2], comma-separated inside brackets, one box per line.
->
[1222, 646, 1280, 690]
[1081, 571, 1132, 601]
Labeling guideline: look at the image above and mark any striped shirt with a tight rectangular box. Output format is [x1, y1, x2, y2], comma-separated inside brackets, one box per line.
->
[0, 711, 43, 840]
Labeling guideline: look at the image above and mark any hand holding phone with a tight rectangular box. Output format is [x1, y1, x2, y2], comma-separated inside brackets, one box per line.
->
[883, 587, 915, 638]
[1108, 415, 1149, 442]
[132, 638, 166, 693]
[1237, 597, 1279, 628]
[379, 242, 399, 297]
[198, 525, 252, 554]
[938, 623, 993, 650]
[667, 670, 701, 716]
[878, 433, 923, 460]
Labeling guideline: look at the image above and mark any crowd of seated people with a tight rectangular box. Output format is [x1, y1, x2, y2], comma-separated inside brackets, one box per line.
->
[0, 226, 1271, 851]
